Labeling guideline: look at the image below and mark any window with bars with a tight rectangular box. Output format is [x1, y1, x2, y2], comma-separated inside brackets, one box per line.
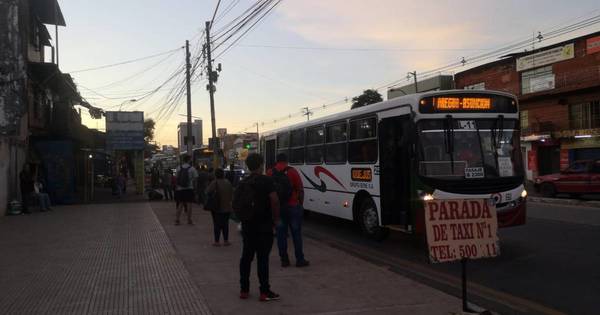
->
[569, 101, 600, 129]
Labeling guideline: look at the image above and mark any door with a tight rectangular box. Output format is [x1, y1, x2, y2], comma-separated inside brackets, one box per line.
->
[379, 115, 411, 226]
[537, 146, 560, 175]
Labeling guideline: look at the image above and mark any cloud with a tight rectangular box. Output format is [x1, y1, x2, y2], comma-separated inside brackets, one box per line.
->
[277, 0, 488, 50]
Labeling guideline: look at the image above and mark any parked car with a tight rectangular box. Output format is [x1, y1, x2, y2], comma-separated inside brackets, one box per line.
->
[534, 159, 600, 197]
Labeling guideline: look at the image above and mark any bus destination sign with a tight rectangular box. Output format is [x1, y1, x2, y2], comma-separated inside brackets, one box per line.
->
[435, 97, 491, 110]
[424, 199, 499, 263]
[419, 94, 518, 113]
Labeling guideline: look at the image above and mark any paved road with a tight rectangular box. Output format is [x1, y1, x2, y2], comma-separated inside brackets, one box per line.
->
[303, 201, 600, 315]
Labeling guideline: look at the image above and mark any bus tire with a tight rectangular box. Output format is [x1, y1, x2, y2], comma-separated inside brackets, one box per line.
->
[540, 183, 556, 198]
[357, 197, 389, 241]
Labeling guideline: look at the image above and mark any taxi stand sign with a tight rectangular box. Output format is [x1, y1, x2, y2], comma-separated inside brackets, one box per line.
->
[425, 199, 499, 263]
[424, 198, 499, 313]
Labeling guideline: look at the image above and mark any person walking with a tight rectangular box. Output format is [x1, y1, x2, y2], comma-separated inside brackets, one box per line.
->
[205, 168, 233, 246]
[267, 153, 310, 268]
[161, 169, 174, 201]
[175, 155, 198, 225]
[234, 153, 281, 302]
[19, 164, 34, 214]
[196, 165, 209, 206]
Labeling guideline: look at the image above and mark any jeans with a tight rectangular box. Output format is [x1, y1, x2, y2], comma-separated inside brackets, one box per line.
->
[239, 231, 273, 293]
[38, 193, 51, 210]
[276, 204, 305, 263]
[211, 212, 230, 242]
[163, 185, 174, 200]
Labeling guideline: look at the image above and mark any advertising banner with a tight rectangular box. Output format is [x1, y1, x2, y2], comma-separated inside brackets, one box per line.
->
[587, 36, 600, 55]
[424, 199, 499, 263]
[516, 43, 574, 71]
[106, 111, 145, 150]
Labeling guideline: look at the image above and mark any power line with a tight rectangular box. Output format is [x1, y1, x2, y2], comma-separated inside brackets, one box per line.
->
[213, 0, 281, 59]
[67, 47, 184, 74]
[235, 13, 600, 133]
[237, 44, 491, 52]
[210, 0, 222, 29]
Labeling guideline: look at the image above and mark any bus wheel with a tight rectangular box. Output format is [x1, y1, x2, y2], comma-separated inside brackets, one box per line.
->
[358, 198, 389, 241]
[540, 183, 556, 198]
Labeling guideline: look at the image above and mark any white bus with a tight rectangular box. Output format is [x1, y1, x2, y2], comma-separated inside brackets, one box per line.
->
[260, 90, 527, 240]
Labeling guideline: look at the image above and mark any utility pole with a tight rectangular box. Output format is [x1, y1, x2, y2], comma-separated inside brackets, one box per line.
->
[185, 40, 193, 156]
[255, 122, 259, 153]
[408, 71, 418, 93]
[302, 107, 312, 121]
[205, 21, 219, 169]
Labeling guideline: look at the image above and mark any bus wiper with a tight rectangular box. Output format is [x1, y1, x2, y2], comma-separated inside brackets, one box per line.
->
[444, 115, 455, 173]
[491, 115, 504, 174]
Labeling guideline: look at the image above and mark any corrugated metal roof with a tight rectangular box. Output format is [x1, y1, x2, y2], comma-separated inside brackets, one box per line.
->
[32, 0, 66, 26]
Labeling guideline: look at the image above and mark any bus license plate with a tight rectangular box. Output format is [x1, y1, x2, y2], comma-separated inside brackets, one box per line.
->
[464, 167, 484, 178]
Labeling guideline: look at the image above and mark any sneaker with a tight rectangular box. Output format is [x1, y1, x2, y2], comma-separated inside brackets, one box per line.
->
[239, 291, 249, 299]
[259, 291, 280, 302]
[175, 220, 181, 225]
[281, 260, 290, 267]
[296, 260, 310, 267]
[212, 242, 221, 247]
[187, 220, 194, 225]
[223, 241, 231, 246]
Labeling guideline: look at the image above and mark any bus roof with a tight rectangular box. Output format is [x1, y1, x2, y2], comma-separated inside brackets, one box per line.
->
[261, 89, 517, 137]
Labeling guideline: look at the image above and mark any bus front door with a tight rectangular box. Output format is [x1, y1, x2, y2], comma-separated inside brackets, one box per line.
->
[379, 116, 411, 228]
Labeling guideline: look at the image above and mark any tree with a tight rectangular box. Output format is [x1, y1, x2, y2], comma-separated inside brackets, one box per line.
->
[144, 119, 158, 157]
[144, 118, 155, 142]
[351, 89, 383, 109]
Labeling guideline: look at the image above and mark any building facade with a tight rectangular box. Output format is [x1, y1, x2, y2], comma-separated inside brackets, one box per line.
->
[455, 31, 600, 181]
[0, 0, 103, 213]
[177, 119, 203, 152]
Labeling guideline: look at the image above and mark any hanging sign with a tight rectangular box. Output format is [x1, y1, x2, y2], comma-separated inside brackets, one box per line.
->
[424, 199, 500, 263]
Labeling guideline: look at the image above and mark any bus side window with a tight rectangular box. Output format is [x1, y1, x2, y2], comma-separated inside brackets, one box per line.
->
[290, 129, 305, 164]
[325, 122, 347, 164]
[306, 126, 324, 164]
[349, 117, 377, 163]
[277, 132, 290, 158]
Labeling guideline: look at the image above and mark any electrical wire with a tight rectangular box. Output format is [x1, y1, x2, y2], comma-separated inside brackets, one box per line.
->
[67, 47, 184, 74]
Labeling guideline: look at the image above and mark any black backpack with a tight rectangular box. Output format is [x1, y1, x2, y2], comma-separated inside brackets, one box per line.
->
[233, 175, 259, 221]
[177, 166, 190, 187]
[271, 167, 292, 207]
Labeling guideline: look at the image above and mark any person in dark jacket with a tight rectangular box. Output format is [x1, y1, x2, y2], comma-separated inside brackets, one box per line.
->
[205, 168, 233, 246]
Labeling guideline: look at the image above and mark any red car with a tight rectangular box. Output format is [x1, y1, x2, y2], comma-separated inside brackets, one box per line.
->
[534, 159, 600, 197]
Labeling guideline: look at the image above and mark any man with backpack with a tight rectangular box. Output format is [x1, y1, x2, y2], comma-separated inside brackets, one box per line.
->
[175, 155, 198, 225]
[267, 153, 310, 268]
[233, 153, 281, 302]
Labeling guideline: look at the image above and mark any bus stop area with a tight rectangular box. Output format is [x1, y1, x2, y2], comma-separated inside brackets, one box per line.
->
[0, 200, 464, 315]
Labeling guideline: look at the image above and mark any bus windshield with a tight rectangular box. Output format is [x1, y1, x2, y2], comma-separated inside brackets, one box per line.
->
[418, 118, 523, 180]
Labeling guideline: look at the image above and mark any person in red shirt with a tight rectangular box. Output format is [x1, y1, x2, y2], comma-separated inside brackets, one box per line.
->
[267, 153, 310, 267]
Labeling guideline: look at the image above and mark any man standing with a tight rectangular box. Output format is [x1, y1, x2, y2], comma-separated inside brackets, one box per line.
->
[161, 169, 174, 201]
[175, 155, 198, 225]
[236, 153, 281, 301]
[268, 153, 310, 267]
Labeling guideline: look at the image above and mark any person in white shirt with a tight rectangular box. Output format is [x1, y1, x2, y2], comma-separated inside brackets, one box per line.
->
[174, 155, 199, 225]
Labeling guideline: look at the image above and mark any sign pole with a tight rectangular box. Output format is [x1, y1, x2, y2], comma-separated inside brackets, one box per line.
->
[461, 258, 471, 313]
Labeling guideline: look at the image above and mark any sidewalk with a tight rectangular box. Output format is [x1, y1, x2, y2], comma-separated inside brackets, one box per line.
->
[0, 200, 463, 314]
[151, 201, 462, 315]
[0, 203, 211, 314]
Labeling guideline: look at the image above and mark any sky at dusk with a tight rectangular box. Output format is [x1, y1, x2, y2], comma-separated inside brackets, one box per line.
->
[56, 0, 600, 146]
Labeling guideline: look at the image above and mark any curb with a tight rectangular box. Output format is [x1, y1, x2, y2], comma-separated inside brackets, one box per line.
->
[528, 196, 600, 208]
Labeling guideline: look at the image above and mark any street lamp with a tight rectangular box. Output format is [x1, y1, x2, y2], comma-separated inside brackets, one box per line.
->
[119, 99, 137, 111]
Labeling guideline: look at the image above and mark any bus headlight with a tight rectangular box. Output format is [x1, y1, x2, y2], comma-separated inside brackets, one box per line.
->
[521, 190, 528, 198]
[422, 194, 434, 201]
